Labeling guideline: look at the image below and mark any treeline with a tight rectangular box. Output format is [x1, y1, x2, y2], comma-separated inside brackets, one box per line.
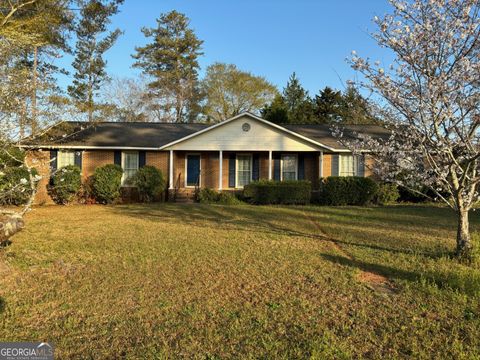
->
[0, 1, 378, 133]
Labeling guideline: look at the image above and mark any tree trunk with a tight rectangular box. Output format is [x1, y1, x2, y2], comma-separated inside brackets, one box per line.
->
[0, 215, 24, 244]
[456, 208, 472, 257]
[31, 45, 38, 134]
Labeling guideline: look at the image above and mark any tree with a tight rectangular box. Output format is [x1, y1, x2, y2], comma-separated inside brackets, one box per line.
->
[0, 0, 72, 134]
[340, 86, 378, 125]
[132, 11, 203, 123]
[0, 0, 73, 242]
[344, 0, 480, 258]
[68, 0, 123, 122]
[201, 63, 278, 122]
[261, 94, 289, 124]
[282, 72, 314, 123]
[313, 86, 343, 123]
[100, 76, 151, 122]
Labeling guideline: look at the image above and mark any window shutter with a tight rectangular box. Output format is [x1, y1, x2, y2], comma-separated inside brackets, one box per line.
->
[252, 154, 260, 181]
[228, 153, 236, 188]
[273, 153, 281, 181]
[74, 151, 82, 169]
[114, 150, 122, 166]
[50, 150, 58, 172]
[298, 154, 305, 180]
[139, 151, 146, 168]
[356, 155, 365, 177]
[332, 154, 340, 176]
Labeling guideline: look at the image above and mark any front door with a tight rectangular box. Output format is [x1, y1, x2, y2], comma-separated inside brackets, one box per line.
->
[186, 154, 201, 187]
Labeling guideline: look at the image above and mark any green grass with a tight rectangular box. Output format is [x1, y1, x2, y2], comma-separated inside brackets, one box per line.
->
[1, 204, 479, 359]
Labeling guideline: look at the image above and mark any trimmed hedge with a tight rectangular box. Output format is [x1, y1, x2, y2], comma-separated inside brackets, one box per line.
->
[317, 177, 378, 206]
[243, 180, 311, 205]
[49, 165, 82, 204]
[129, 166, 166, 202]
[92, 164, 123, 204]
[196, 188, 241, 205]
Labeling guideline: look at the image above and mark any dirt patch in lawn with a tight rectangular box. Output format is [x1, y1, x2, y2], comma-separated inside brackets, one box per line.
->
[303, 212, 397, 295]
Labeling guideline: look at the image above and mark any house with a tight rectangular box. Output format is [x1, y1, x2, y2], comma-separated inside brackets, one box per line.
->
[24, 112, 389, 203]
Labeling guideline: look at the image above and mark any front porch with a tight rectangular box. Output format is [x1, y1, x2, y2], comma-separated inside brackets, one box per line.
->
[167, 150, 326, 201]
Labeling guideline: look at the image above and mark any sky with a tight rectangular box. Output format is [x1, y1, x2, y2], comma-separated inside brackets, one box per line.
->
[57, 0, 395, 95]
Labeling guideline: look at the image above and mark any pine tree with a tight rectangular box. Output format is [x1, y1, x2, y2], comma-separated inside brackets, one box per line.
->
[261, 94, 289, 124]
[68, 0, 123, 122]
[282, 72, 314, 123]
[312, 87, 343, 124]
[132, 11, 203, 123]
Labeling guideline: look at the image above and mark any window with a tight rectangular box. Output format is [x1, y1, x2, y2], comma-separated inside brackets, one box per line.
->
[122, 151, 139, 185]
[57, 150, 75, 169]
[339, 155, 355, 176]
[281, 154, 297, 181]
[236, 155, 252, 188]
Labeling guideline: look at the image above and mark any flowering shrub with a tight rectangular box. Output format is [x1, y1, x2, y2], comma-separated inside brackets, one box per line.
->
[49, 165, 82, 204]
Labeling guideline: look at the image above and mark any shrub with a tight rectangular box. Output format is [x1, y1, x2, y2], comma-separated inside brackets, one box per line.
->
[196, 188, 242, 205]
[92, 164, 123, 204]
[243, 180, 312, 205]
[317, 177, 378, 206]
[129, 166, 166, 202]
[0, 166, 39, 205]
[374, 183, 400, 205]
[217, 192, 242, 205]
[196, 188, 219, 203]
[49, 165, 82, 204]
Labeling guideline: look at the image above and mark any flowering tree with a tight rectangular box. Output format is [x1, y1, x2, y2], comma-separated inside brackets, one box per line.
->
[0, 0, 73, 243]
[345, 0, 480, 257]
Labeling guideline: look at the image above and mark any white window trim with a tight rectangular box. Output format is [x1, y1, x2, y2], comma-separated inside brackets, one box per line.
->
[121, 151, 139, 187]
[280, 154, 298, 181]
[235, 153, 253, 189]
[185, 153, 202, 188]
[57, 150, 75, 169]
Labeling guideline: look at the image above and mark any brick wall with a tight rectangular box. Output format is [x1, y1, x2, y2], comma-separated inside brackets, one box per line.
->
[82, 151, 114, 179]
[322, 154, 332, 177]
[25, 150, 53, 205]
[146, 151, 169, 177]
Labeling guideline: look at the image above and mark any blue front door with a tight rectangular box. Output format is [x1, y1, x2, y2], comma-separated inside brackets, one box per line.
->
[186, 155, 200, 186]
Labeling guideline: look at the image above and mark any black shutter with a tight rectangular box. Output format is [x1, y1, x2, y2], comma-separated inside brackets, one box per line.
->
[74, 151, 82, 169]
[139, 151, 146, 168]
[298, 154, 305, 180]
[273, 153, 281, 181]
[228, 153, 236, 188]
[252, 154, 260, 181]
[50, 150, 57, 171]
[114, 150, 121, 166]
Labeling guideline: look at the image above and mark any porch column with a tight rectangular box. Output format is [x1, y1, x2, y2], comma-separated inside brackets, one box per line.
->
[268, 150, 272, 180]
[169, 150, 174, 189]
[218, 150, 223, 190]
[319, 151, 324, 178]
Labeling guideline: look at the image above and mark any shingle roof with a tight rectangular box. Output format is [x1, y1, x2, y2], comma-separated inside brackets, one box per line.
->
[25, 120, 390, 151]
[285, 124, 391, 150]
[27, 121, 209, 148]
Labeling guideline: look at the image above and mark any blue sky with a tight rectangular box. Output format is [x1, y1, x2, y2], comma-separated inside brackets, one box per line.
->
[58, 0, 394, 95]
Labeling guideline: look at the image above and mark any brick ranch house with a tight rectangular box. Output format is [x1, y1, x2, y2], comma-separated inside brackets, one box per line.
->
[24, 113, 389, 203]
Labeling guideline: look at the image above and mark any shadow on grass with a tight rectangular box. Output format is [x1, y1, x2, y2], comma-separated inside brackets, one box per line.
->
[0, 297, 5, 314]
[110, 203, 448, 260]
[321, 253, 480, 296]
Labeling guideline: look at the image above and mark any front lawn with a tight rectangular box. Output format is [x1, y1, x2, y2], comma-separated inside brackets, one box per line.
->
[1, 204, 479, 358]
